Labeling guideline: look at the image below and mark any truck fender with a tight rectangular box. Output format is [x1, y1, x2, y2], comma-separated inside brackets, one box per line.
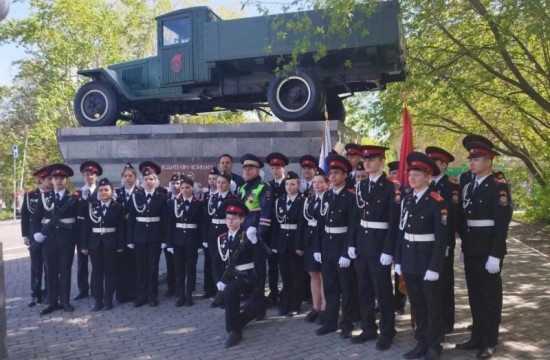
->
[77, 68, 135, 101]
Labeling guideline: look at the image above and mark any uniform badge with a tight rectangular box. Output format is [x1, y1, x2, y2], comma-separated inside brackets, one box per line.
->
[441, 209, 448, 225]
[499, 191, 509, 206]
[394, 190, 402, 204]
[452, 190, 459, 204]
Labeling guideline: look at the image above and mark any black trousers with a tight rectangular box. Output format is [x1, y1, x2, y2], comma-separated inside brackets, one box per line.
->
[321, 258, 356, 331]
[135, 242, 162, 302]
[394, 271, 407, 310]
[43, 243, 75, 306]
[224, 277, 266, 332]
[355, 255, 396, 339]
[202, 245, 216, 294]
[403, 272, 444, 347]
[253, 252, 268, 298]
[29, 244, 46, 299]
[89, 243, 117, 306]
[173, 245, 198, 298]
[278, 248, 304, 313]
[441, 251, 455, 330]
[464, 255, 502, 347]
[163, 248, 176, 293]
[268, 251, 279, 296]
[115, 248, 137, 302]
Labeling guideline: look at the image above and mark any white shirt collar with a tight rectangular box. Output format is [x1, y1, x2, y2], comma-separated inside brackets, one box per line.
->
[432, 175, 443, 185]
[287, 193, 298, 202]
[475, 174, 491, 185]
[145, 190, 155, 197]
[413, 186, 430, 201]
[228, 230, 239, 238]
[369, 173, 383, 183]
[55, 189, 66, 198]
[125, 185, 135, 194]
[183, 196, 193, 202]
[101, 200, 111, 207]
[333, 186, 345, 195]
[219, 191, 229, 198]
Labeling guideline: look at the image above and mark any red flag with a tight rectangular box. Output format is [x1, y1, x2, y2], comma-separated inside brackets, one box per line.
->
[398, 106, 413, 188]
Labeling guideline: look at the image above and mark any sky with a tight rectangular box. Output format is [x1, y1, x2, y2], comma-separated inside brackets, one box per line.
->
[0, 1, 29, 86]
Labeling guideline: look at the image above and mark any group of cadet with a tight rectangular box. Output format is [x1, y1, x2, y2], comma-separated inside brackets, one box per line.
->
[20, 134, 511, 359]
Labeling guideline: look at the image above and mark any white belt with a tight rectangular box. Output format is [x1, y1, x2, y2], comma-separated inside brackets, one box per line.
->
[404, 233, 435, 242]
[176, 223, 198, 229]
[136, 217, 161, 223]
[43, 218, 76, 224]
[211, 219, 226, 225]
[324, 226, 348, 234]
[92, 227, 116, 234]
[467, 219, 495, 227]
[308, 220, 318, 227]
[280, 224, 298, 230]
[360, 220, 389, 229]
[234, 263, 254, 271]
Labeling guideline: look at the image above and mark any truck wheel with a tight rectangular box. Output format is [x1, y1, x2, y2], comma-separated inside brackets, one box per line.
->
[267, 68, 326, 121]
[326, 93, 346, 121]
[74, 81, 119, 127]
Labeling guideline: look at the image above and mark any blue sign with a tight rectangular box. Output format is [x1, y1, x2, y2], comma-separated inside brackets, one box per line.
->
[12, 144, 18, 159]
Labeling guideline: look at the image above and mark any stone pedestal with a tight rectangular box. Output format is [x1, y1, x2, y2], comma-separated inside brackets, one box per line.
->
[57, 121, 359, 185]
[0, 243, 7, 359]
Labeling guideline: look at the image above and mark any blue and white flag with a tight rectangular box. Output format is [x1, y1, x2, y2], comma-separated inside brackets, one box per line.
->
[319, 120, 332, 172]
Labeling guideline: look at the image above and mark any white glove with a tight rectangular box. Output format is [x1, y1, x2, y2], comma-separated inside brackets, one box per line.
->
[424, 270, 439, 281]
[485, 256, 500, 274]
[202, 242, 208, 248]
[394, 264, 402, 276]
[445, 246, 450, 257]
[167, 247, 174, 254]
[347, 247, 357, 259]
[230, 180, 237, 193]
[161, 243, 167, 249]
[459, 252, 464, 262]
[33, 232, 46, 243]
[380, 253, 393, 266]
[216, 281, 226, 291]
[246, 226, 258, 244]
[313, 252, 322, 263]
[338, 256, 351, 268]
[127, 244, 135, 249]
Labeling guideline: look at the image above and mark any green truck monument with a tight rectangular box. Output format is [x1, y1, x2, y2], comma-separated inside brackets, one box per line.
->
[74, 1, 406, 126]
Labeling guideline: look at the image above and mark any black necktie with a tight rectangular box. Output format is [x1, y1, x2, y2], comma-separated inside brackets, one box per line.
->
[102, 204, 108, 215]
[287, 199, 292, 207]
[228, 235, 234, 244]
[146, 194, 152, 203]
[473, 181, 479, 192]
[430, 180, 436, 187]
[413, 195, 418, 203]
[314, 197, 320, 209]
[369, 181, 376, 193]
[83, 189, 89, 199]
[126, 192, 130, 201]
[184, 200, 190, 207]
[306, 183, 311, 191]
[55, 193, 61, 204]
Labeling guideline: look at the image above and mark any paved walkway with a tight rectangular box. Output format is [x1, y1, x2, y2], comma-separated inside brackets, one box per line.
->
[1, 223, 549, 359]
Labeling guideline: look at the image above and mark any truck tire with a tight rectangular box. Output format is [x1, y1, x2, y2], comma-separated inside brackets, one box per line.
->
[326, 93, 346, 121]
[267, 68, 326, 122]
[74, 81, 119, 127]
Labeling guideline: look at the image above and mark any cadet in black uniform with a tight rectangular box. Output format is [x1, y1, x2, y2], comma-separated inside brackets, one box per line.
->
[163, 173, 182, 298]
[395, 152, 447, 360]
[348, 145, 399, 350]
[200, 167, 220, 299]
[127, 161, 167, 307]
[81, 178, 125, 311]
[166, 177, 205, 307]
[114, 163, 139, 303]
[388, 160, 407, 315]
[219, 154, 245, 194]
[299, 155, 318, 196]
[273, 171, 304, 316]
[455, 142, 511, 360]
[31, 164, 82, 315]
[426, 146, 461, 334]
[344, 143, 363, 189]
[215, 199, 267, 348]
[298, 167, 328, 323]
[313, 154, 357, 338]
[74, 161, 102, 301]
[238, 154, 273, 304]
[457, 135, 494, 194]
[21, 166, 51, 307]
[266, 152, 289, 306]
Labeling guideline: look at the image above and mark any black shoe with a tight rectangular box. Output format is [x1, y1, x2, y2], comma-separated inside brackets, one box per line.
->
[425, 346, 441, 360]
[340, 330, 352, 339]
[268, 292, 279, 307]
[278, 309, 289, 317]
[255, 303, 267, 321]
[210, 301, 219, 308]
[185, 297, 194, 307]
[28, 299, 38, 307]
[40, 303, 61, 316]
[175, 298, 186, 307]
[104, 303, 113, 311]
[456, 339, 482, 350]
[225, 331, 243, 348]
[164, 289, 175, 298]
[133, 299, 147, 308]
[92, 303, 103, 312]
[73, 292, 88, 301]
[375, 337, 392, 351]
[36, 294, 43, 304]
[201, 291, 216, 299]
[315, 326, 336, 336]
[395, 308, 406, 315]
[316, 310, 327, 325]
[305, 309, 320, 323]
[403, 342, 428, 359]
[62, 303, 75, 312]
[477, 346, 497, 359]
[350, 332, 378, 344]
[149, 300, 159, 307]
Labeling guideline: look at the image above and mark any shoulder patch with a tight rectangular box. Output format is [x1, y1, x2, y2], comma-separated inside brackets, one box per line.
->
[451, 190, 460, 204]
[430, 191, 444, 202]
[493, 177, 507, 184]
[394, 189, 402, 204]
[499, 190, 509, 206]
[441, 208, 448, 225]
